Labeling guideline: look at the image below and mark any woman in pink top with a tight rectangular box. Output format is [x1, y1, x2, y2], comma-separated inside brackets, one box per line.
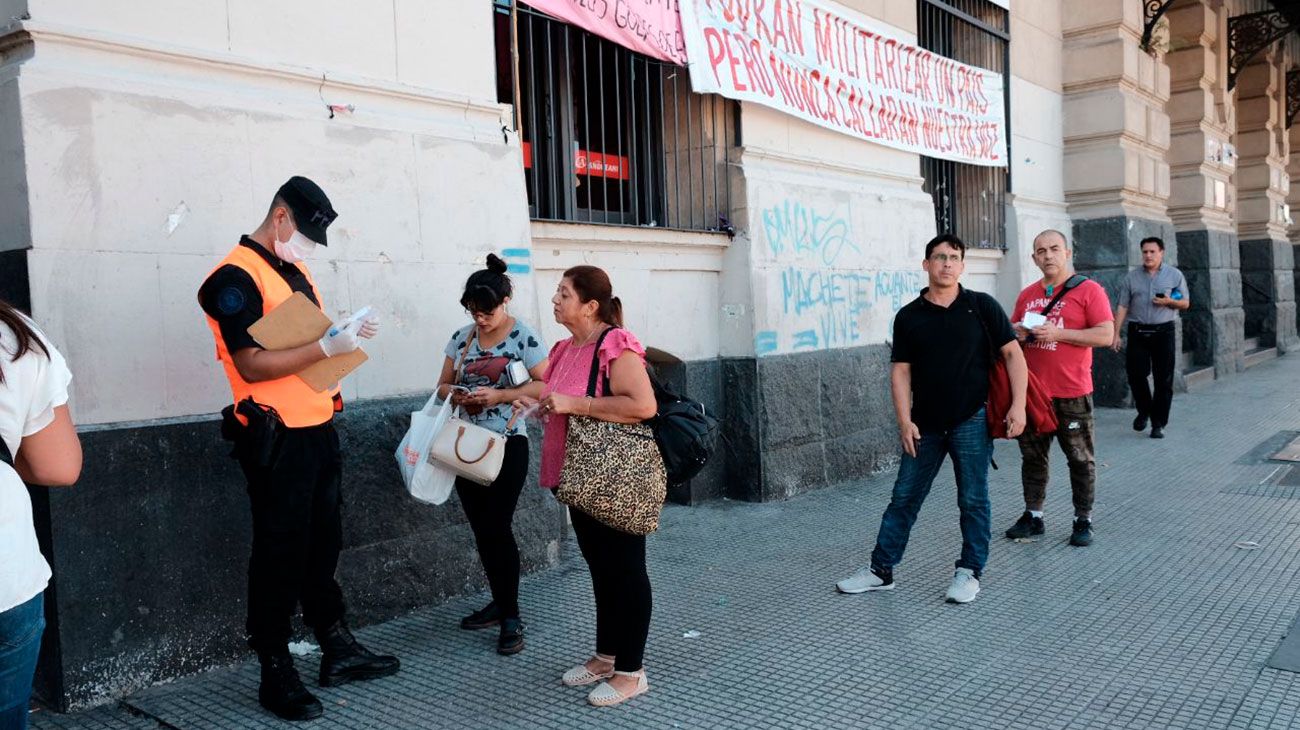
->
[515, 266, 657, 707]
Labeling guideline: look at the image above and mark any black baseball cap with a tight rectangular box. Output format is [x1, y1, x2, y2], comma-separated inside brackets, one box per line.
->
[276, 176, 337, 246]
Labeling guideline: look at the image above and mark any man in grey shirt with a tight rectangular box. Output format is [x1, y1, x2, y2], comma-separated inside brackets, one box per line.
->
[1111, 236, 1189, 438]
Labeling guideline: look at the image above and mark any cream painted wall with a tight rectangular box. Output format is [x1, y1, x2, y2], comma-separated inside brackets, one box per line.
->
[1006, 0, 1069, 302]
[10, 1, 533, 426]
[21, 0, 496, 100]
[719, 7, 936, 359]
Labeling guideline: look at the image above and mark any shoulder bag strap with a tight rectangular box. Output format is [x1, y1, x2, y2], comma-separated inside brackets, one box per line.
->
[455, 327, 477, 379]
[966, 290, 997, 365]
[584, 327, 619, 398]
[1039, 274, 1089, 315]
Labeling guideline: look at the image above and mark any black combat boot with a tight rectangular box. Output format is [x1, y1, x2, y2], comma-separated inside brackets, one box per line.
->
[315, 620, 401, 687]
[258, 653, 324, 721]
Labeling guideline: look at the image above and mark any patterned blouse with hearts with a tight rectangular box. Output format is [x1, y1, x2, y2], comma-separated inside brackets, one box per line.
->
[443, 320, 548, 437]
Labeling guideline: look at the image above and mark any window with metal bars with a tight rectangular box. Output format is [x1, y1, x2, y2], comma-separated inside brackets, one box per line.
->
[917, 0, 1010, 250]
[493, 1, 738, 232]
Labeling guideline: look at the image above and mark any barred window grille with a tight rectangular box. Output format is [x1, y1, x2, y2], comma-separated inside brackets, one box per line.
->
[917, 0, 1010, 250]
[493, 1, 738, 232]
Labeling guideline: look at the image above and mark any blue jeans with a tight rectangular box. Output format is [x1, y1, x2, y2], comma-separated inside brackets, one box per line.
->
[870, 408, 992, 577]
[0, 593, 44, 730]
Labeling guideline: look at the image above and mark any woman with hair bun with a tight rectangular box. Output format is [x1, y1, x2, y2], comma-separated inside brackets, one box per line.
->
[434, 254, 548, 655]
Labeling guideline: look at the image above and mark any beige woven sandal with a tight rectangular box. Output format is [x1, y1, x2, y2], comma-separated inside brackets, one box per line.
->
[561, 654, 615, 687]
[587, 670, 649, 707]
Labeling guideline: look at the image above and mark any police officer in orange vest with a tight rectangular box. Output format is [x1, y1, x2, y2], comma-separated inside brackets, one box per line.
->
[198, 176, 399, 721]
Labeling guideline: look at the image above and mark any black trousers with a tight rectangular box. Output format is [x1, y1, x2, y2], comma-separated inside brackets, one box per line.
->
[455, 435, 529, 618]
[570, 507, 652, 672]
[1126, 322, 1176, 427]
[237, 421, 346, 655]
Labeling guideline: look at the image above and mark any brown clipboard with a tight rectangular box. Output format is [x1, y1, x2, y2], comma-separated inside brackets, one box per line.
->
[247, 291, 368, 392]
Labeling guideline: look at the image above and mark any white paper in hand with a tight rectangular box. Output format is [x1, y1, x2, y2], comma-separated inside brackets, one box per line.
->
[1022, 312, 1048, 328]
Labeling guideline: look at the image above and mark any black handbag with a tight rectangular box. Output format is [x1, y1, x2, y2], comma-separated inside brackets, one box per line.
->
[649, 374, 718, 486]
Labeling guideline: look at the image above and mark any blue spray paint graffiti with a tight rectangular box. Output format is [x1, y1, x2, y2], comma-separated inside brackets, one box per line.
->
[756, 196, 922, 357]
[778, 269, 923, 350]
[761, 200, 860, 266]
[501, 248, 532, 275]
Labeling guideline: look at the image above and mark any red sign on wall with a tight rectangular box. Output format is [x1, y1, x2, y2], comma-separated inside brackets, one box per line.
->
[521, 142, 630, 181]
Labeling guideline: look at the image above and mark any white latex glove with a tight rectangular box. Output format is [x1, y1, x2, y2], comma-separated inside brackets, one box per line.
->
[319, 318, 362, 357]
[358, 315, 380, 339]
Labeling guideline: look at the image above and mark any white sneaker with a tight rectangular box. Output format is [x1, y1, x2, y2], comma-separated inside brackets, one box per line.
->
[945, 568, 980, 604]
[836, 567, 895, 594]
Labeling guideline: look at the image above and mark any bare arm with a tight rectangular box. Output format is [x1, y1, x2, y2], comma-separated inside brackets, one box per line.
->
[232, 343, 327, 383]
[1001, 341, 1027, 409]
[1034, 319, 1114, 348]
[1000, 341, 1028, 438]
[1056, 321, 1115, 348]
[1111, 305, 1128, 351]
[891, 363, 920, 457]
[583, 352, 658, 424]
[14, 405, 82, 486]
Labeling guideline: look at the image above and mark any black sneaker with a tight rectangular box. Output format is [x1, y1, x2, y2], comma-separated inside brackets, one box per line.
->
[1133, 414, 1148, 431]
[497, 618, 525, 655]
[1005, 511, 1045, 539]
[1150, 426, 1165, 439]
[460, 602, 502, 630]
[1069, 518, 1093, 547]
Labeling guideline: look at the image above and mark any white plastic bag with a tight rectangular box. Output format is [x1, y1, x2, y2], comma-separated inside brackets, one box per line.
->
[395, 393, 457, 505]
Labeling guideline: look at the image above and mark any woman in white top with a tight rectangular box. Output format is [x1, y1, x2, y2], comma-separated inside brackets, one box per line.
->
[0, 300, 80, 730]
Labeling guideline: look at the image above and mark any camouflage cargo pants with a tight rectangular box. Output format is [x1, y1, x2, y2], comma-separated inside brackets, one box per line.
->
[1018, 395, 1096, 518]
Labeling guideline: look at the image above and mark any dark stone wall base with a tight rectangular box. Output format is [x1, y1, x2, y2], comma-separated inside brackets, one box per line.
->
[34, 396, 567, 711]
[0, 248, 31, 311]
[649, 357, 725, 505]
[723, 344, 895, 503]
[1072, 216, 1183, 406]
[1240, 238, 1298, 352]
[1179, 229, 1246, 375]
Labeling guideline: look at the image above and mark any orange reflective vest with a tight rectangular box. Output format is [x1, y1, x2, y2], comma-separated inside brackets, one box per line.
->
[202, 244, 338, 428]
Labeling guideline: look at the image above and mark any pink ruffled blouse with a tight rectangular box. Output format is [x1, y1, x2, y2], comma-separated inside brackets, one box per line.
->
[538, 328, 646, 488]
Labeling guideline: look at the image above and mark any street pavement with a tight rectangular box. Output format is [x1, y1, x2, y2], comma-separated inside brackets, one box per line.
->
[30, 353, 1300, 729]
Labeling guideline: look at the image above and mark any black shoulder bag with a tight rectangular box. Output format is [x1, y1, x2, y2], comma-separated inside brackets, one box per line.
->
[585, 328, 719, 486]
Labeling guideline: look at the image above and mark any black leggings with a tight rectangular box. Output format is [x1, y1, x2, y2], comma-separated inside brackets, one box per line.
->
[456, 435, 529, 618]
[570, 507, 652, 672]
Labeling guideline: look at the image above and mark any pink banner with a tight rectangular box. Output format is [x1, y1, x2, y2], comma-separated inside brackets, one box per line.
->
[522, 0, 687, 66]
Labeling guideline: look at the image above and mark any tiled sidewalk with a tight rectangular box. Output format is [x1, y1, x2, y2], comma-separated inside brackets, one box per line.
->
[32, 354, 1300, 729]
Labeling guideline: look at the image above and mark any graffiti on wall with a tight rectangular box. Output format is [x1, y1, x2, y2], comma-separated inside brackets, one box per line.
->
[753, 196, 923, 357]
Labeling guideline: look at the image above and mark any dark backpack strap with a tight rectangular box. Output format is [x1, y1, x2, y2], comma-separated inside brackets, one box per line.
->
[1039, 274, 1089, 315]
[966, 289, 997, 366]
[0, 435, 13, 468]
[584, 327, 618, 398]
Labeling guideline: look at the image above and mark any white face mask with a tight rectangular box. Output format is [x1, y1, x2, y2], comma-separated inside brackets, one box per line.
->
[273, 222, 317, 263]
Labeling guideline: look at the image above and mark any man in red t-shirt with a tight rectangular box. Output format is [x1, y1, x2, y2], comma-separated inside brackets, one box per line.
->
[1005, 230, 1114, 547]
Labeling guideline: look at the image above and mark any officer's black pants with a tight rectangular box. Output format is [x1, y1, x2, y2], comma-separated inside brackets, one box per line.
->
[454, 435, 529, 619]
[237, 421, 346, 655]
[1126, 322, 1176, 428]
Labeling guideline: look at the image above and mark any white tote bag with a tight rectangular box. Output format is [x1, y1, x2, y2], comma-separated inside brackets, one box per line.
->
[395, 392, 458, 505]
[428, 406, 514, 486]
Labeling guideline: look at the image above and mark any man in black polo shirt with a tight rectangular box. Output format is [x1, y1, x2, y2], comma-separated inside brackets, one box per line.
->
[837, 234, 1027, 604]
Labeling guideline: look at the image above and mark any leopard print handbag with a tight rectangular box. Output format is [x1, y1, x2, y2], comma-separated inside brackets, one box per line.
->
[557, 416, 667, 536]
[554, 327, 667, 536]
